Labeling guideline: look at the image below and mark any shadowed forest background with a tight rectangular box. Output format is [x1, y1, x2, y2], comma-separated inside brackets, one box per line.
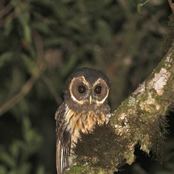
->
[0, 0, 174, 174]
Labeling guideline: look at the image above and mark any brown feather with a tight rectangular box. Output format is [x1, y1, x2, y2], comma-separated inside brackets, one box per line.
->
[55, 103, 72, 174]
[55, 68, 111, 174]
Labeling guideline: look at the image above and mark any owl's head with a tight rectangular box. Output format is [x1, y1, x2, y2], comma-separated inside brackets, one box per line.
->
[64, 68, 111, 106]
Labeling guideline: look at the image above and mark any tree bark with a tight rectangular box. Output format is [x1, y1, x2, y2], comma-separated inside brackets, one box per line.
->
[65, 39, 174, 174]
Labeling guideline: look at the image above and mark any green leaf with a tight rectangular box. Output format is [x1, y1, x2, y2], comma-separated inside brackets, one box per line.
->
[137, 0, 150, 14]
[12, 1, 32, 44]
[96, 19, 111, 45]
[66, 20, 83, 32]
[36, 165, 45, 174]
[0, 151, 16, 168]
[44, 37, 64, 46]
[21, 53, 35, 74]
[33, 22, 52, 34]
[4, 17, 13, 37]
[52, 2, 69, 20]
[19, 98, 30, 115]
[9, 141, 20, 158]
[0, 165, 7, 174]
[22, 116, 32, 144]
[17, 163, 31, 174]
[23, 24, 32, 45]
[9, 140, 26, 159]
[18, 12, 32, 44]
[8, 171, 17, 174]
[0, 52, 14, 68]
[22, 116, 43, 158]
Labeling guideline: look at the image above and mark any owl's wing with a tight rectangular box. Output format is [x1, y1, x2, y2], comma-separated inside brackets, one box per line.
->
[55, 103, 72, 174]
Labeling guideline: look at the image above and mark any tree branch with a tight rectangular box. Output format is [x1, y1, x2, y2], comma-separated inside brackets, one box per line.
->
[0, 66, 41, 116]
[168, 0, 174, 13]
[0, 29, 46, 116]
[65, 41, 174, 174]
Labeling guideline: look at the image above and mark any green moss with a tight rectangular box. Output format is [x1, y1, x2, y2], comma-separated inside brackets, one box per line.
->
[139, 93, 149, 102]
[65, 164, 84, 174]
[154, 95, 161, 102]
[110, 98, 130, 123]
[74, 123, 129, 173]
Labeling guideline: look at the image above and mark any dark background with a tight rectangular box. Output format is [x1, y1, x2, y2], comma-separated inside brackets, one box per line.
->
[0, 0, 174, 174]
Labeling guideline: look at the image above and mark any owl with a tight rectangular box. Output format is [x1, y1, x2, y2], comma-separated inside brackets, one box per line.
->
[55, 67, 111, 174]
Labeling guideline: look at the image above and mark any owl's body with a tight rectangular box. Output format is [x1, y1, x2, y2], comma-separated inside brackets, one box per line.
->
[55, 68, 111, 174]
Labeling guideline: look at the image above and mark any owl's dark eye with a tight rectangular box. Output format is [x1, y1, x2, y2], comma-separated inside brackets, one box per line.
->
[95, 86, 102, 94]
[78, 85, 86, 93]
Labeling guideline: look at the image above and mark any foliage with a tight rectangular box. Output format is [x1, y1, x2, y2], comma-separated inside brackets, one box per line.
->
[0, 0, 173, 173]
[0, 116, 43, 174]
[137, 0, 150, 14]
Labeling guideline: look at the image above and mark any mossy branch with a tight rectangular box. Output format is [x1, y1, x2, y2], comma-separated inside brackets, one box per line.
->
[65, 42, 174, 174]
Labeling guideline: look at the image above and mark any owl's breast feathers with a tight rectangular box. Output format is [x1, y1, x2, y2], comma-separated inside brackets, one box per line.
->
[55, 102, 111, 174]
[64, 103, 111, 144]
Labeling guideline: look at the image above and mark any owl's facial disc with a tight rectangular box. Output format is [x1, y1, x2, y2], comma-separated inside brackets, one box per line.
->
[92, 78, 109, 104]
[69, 76, 90, 105]
[69, 76, 109, 106]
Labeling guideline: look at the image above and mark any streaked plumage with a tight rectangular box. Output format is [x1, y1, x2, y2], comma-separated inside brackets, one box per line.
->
[55, 68, 111, 174]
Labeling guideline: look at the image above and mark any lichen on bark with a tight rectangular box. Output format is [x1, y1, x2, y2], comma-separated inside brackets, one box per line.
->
[65, 41, 174, 174]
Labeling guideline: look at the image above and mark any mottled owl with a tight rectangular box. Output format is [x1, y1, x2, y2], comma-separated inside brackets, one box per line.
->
[55, 67, 111, 174]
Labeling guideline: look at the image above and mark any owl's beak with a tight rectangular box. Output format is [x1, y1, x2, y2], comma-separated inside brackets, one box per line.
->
[89, 95, 92, 105]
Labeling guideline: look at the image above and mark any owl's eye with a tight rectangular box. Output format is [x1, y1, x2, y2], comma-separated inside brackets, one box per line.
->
[95, 86, 102, 94]
[78, 85, 86, 93]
